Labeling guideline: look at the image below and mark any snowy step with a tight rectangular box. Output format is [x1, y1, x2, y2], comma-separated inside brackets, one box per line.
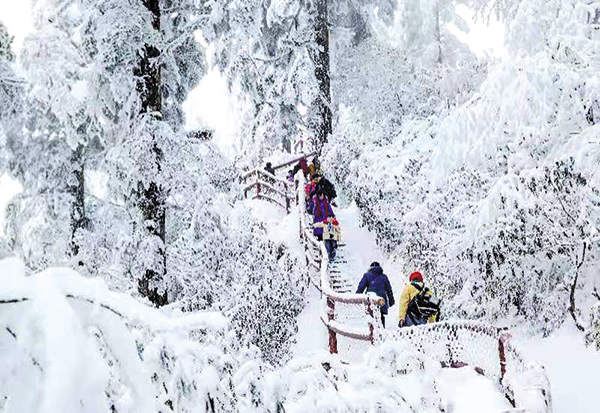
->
[330, 279, 350, 285]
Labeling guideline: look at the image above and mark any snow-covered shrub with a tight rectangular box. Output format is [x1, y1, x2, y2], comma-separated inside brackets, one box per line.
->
[0, 258, 238, 412]
[255, 342, 448, 412]
[586, 303, 600, 351]
[169, 196, 308, 366]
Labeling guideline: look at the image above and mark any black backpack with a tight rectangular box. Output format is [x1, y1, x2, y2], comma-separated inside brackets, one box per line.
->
[407, 282, 441, 319]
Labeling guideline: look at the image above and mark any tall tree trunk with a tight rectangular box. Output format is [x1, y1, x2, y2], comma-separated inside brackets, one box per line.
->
[69, 144, 86, 259]
[313, 0, 332, 151]
[136, 0, 167, 307]
[435, 1, 442, 64]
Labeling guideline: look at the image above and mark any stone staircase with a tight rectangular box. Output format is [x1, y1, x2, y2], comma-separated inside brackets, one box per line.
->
[327, 243, 354, 294]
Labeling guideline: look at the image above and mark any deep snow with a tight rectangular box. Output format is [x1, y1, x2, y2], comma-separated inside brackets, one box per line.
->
[1, 198, 598, 412]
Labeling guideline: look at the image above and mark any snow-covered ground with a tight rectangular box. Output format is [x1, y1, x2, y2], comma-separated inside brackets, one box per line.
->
[517, 321, 600, 413]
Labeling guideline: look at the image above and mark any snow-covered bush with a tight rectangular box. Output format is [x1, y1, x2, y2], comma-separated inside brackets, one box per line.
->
[169, 196, 308, 366]
[586, 303, 600, 351]
[0, 258, 238, 412]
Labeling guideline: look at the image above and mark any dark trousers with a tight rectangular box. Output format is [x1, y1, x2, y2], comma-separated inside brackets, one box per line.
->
[324, 239, 337, 260]
[380, 309, 386, 328]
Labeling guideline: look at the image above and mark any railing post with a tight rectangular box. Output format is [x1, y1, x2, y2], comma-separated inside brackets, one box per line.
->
[327, 297, 337, 354]
[366, 300, 378, 344]
[447, 326, 458, 367]
[368, 323, 374, 345]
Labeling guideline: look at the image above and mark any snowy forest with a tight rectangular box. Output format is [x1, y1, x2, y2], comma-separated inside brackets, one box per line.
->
[1, 0, 600, 412]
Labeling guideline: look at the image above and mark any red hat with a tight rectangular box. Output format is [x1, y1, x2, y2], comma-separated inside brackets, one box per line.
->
[409, 271, 423, 282]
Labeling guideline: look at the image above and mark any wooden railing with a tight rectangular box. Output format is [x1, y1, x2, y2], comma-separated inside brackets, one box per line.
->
[241, 168, 293, 213]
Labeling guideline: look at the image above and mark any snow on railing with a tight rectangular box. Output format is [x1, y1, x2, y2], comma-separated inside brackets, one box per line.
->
[382, 321, 552, 412]
[241, 168, 293, 213]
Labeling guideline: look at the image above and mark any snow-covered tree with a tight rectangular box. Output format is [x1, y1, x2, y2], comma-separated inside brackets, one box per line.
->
[324, 0, 600, 335]
[0, 21, 15, 62]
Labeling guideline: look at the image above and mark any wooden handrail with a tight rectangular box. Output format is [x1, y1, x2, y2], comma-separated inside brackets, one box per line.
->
[244, 181, 289, 198]
[241, 167, 295, 214]
[272, 152, 317, 171]
[320, 315, 373, 341]
[240, 168, 290, 186]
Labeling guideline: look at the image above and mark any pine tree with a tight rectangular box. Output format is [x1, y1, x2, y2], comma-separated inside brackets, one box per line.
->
[0, 22, 15, 62]
[76, 0, 203, 305]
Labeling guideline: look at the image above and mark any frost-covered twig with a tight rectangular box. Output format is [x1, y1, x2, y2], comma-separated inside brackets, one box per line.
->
[4, 326, 43, 372]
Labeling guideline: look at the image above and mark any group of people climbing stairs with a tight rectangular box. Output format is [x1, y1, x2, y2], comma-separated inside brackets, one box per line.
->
[246, 153, 552, 412]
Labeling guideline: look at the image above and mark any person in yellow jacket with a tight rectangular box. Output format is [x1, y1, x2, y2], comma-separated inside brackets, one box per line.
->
[398, 271, 438, 327]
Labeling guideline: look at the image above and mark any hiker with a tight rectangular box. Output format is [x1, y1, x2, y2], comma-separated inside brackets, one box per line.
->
[287, 169, 295, 183]
[313, 191, 334, 241]
[292, 156, 310, 178]
[356, 262, 395, 328]
[308, 157, 322, 179]
[313, 216, 341, 260]
[305, 178, 317, 214]
[313, 173, 337, 205]
[398, 271, 440, 327]
[264, 162, 275, 176]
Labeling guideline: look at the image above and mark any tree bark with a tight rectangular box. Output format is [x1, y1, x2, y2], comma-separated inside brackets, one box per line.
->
[69, 144, 86, 258]
[569, 242, 586, 332]
[313, 0, 332, 151]
[135, 0, 167, 307]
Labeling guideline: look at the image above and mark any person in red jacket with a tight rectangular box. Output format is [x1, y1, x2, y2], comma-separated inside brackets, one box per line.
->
[292, 156, 310, 178]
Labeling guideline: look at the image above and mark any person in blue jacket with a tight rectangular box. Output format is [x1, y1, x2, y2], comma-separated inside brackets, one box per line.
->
[356, 262, 395, 328]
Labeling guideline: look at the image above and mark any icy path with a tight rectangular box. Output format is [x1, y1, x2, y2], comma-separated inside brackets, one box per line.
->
[291, 202, 390, 358]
